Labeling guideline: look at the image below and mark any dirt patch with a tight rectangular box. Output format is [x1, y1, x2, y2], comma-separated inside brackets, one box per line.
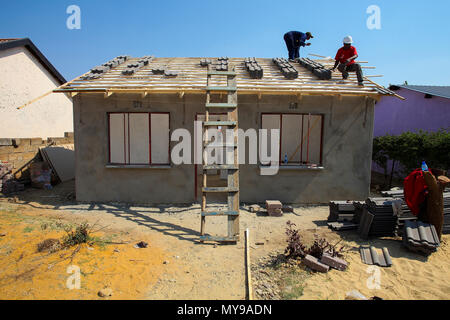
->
[0, 208, 172, 299]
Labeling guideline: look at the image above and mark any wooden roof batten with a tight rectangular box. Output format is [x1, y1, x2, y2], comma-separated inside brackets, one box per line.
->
[53, 56, 404, 100]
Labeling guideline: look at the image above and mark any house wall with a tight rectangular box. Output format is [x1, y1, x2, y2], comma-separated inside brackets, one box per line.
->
[374, 88, 450, 137]
[0, 46, 73, 139]
[73, 93, 375, 204]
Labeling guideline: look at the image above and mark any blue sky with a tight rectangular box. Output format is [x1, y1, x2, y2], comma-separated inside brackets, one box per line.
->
[1, 0, 449, 87]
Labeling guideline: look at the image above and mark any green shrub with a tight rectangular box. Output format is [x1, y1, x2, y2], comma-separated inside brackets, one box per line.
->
[373, 129, 450, 180]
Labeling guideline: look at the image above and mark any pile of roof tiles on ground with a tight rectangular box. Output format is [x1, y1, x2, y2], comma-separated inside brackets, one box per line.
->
[0, 162, 24, 195]
[243, 57, 263, 79]
[216, 57, 229, 71]
[443, 192, 450, 234]
[403, 220, 440, 254]
[272, 58, 298, 79]
[359, 197, 402, 238]
[327, 200, 358, 230]
[82, 55, 130, 80]
[122, 56, 154, 75]
[297, 58, 332, 80]
[380, 189, 417, 236]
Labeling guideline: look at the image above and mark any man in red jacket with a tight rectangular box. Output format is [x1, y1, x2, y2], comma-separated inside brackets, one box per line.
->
[331, 36, 364, 86]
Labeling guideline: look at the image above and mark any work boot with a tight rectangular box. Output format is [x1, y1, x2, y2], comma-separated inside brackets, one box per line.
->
[358, 82, 364, 87]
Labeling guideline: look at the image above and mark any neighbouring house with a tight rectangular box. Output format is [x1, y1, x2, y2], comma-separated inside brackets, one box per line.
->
[374, 84, 450, 137]
[0, 38, 73, 139]
[372, 84, 450, 177]
[55, 56, 400, 204]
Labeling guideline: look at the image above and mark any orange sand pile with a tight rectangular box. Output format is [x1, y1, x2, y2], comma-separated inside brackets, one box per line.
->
[0, 210, 171, 300]
[299, 234, 450, 300]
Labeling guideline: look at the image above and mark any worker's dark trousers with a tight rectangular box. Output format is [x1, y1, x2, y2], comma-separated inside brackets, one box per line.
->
[284, 35, 299, 60]
[338, 63, 363, 83]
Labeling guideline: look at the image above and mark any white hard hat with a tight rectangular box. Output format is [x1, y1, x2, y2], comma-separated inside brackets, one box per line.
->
[343, 36, 353, 44]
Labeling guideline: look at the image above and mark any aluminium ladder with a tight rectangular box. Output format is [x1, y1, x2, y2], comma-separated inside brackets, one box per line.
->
[200, 63, 240, 243]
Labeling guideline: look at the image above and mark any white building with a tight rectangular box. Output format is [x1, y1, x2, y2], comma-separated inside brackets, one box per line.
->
[0, 38, 72, 139]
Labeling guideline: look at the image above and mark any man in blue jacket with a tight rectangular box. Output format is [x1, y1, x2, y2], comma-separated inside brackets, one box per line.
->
[283, 31, 313, 61]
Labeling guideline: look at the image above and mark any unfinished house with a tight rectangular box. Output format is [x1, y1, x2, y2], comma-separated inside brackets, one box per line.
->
[56, 56, 402, 207]
[0, 38, 73, 138]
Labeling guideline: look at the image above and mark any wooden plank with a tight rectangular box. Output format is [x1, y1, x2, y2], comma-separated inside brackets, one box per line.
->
[245, 228, 253, 300]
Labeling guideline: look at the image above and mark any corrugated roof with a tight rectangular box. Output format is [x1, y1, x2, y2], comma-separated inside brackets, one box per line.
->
[0, 38, 66, 84]
[55, 56, 402, 99]
[390, 84, 450, 99]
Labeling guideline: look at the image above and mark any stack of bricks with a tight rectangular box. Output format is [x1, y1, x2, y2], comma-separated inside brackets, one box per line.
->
[0, 162, 24, 195]
[266, 200, 283, 217]
[0, 132, 74, 182]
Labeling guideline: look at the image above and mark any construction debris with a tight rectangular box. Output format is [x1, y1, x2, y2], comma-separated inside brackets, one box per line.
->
[0, 161, 24, 194]
[134, 241, 148, 248]
[320, 253, 348, 271]
[266, 200, 283, 217]
[403, 220, 440, 254]
[249, 204, 260, 213]
[327, 221, 358, 231]
[272, 58, 298, 79]
[359, 246, 392, 267]
[39, 144, 75, 182]
[303, 254, 329, 273]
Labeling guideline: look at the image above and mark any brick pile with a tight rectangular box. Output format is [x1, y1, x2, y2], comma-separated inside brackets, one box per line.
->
[0, 162, 24, 195]
[266, 200, 282, 217]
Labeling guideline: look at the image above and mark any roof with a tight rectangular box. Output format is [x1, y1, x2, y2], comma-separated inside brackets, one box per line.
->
[55, 56, 402, 99]
[389, 84, 450, 99]
[0, 38, 66, 84]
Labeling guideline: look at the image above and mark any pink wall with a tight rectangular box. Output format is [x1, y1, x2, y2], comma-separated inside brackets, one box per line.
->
[374, 88, 450, 137]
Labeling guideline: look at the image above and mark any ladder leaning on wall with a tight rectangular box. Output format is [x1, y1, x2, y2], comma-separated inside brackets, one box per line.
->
[200, 62, 240, 243]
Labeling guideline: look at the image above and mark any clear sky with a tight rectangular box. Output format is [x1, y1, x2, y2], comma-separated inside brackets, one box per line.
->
[1, 0, 449, 87]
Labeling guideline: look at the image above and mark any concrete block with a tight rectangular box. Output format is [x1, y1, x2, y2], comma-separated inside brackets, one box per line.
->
[30, 138, 43, 145]
[18, 138, 31, 146]
[0, 146, 16, 155]
[0, 139, 13, 146]
[320, 254, 348, 271]
[303, 255, 329, 273]
[266, 200, 282, 209]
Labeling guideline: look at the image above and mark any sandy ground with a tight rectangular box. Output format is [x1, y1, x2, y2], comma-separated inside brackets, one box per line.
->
[0, 180, 449, 300]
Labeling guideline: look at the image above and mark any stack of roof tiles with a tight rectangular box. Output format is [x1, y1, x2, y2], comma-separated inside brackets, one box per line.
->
[216, 57, 228, 71]
[359, 198, 400, 237]
[380, 189, 417, 236]
[403, 220, 440, 254]
[200, 58, 211, 67]
[122, 56, 154, 75]
[327, 200, 355, 222]
[297, 58, 332, 80]
[266, 200, 282, 217]
[0, 162, 24, 195]
[272, 58, 298, 79]
[353, 200, 367, 224]
[443, 192, 450, 234]
[82, 55, 130, 80]
[243, 57, 263, 79]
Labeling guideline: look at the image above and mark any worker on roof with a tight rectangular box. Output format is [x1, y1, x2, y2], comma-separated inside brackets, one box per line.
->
[331, 36, 364, 86]
[283, 31, 313, 61]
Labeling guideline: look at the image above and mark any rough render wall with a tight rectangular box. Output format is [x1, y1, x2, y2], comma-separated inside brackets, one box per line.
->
[0, 46, 73, 139]
[73, 93, 375, 204]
